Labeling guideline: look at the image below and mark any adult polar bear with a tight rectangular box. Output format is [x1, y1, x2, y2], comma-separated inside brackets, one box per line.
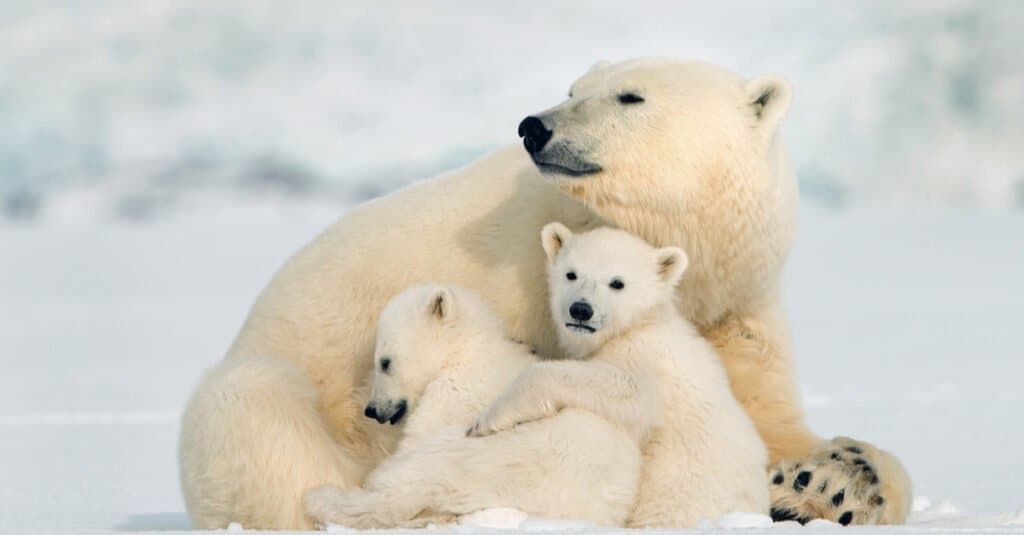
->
[179, 57, 911, 529]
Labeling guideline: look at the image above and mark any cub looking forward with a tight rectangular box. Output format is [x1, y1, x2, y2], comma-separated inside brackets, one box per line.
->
[469, 224, 770, 527]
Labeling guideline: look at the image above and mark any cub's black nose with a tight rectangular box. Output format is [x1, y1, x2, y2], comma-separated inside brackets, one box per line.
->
[569, 301, 593, 322]
[363, 405, 377, 420]
[389, 400, 408, 425]
[518, 116, 553, 155]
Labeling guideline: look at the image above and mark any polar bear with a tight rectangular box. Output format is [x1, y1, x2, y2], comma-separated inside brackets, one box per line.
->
[302, 284, 641, 528]
[468, 223, 770, 527]
[179, 57, 911, 530]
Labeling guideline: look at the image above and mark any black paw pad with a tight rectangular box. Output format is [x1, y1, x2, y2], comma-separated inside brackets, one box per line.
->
[793, 471, 812, 492]
[838, 511, 853, 525]
[857, 465, 879, 485]
[846, 446, 863, 454]
[772, 472, 784, 485]
[771, 508, 810, 525]
[831, 489, 845, 507]
[870, 495, 885, 507]
[853, 458, 867, 466]
[771, 507, 798, 522]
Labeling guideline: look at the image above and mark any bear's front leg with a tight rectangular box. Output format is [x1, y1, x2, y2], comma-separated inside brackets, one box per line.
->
[467, 360, 648, 439]
[466, 371, 558, 437]
[702, 303, 911, 525]
[768, 436, 912, 525]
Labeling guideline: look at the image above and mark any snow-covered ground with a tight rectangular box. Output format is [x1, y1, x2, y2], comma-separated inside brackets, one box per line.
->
[1, 203, 1022, 533]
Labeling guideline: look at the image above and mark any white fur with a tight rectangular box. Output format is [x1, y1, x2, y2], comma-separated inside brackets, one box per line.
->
[470, 226, 770, 527]
[178, 57, 910, 529]
[303, 285, 641, 529]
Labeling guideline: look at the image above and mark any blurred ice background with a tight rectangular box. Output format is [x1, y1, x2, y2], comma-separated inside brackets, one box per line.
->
[2, 0, 1022, 224]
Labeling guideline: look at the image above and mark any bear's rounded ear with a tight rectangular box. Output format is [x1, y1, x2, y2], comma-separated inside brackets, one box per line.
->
[541, 222, 574, 262]
[654, 246, 688, 286]
[425, 286, 456, 322]
[745, 75, 792, 141]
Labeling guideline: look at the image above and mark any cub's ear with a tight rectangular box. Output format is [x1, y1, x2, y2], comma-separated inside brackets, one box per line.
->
[425, 286, 456, 322]
[541, 222, 574, 262]
[654, 246, 688, 286]
[746, 75, 792, 141]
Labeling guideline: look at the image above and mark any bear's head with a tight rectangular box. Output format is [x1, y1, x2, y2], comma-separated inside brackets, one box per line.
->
[522, 58, 796, 325]
[541, 222, 687, 359]
[365, 284, 503, 425]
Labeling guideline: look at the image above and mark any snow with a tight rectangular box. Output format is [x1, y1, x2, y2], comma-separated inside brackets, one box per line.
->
[697, 512, 775, 529]
[1, 205, 1022, 534]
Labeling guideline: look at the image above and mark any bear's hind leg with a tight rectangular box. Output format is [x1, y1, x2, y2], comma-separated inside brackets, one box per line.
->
[179, 355, 363, 530]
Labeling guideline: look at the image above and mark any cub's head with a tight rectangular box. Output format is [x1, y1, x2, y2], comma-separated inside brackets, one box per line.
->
[541, 222, 688, 358]
[364, 285, 501, 426]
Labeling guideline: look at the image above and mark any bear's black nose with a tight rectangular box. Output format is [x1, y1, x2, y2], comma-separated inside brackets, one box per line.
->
[518, 116, 553, 155]
[569, 301, 593, 322]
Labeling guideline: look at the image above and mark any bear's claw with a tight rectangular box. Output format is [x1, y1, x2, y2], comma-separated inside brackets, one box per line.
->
[768, 436, 903, 526]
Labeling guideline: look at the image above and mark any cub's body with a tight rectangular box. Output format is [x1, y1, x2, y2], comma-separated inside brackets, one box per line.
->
[304, 286, 640, 528]
[470, 225, 770, 527]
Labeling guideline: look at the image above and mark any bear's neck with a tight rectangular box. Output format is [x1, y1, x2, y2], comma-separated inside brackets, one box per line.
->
[589, 166, 794, 327]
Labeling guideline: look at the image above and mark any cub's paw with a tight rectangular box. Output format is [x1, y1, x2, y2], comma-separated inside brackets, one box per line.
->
[467, 405, 514, 437]
[768, 436, 911, 525]
[467, 395, 555, 437]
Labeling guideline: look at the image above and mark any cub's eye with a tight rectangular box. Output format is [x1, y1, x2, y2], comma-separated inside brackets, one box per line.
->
[566, 271, 577, 281]
[609, 279, 625, 290]
[617, 93, 644, 104]
[379, 357, 391, 373]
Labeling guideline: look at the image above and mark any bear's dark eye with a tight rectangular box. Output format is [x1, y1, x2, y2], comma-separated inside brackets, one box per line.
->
[566, 271, 577, 281]
[609, 279, 625, 290]
[617, 93, 644, 104]
[379, 357, 391, 373]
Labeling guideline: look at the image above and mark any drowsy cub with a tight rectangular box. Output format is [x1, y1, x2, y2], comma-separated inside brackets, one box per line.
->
[304, 284, 640, 529]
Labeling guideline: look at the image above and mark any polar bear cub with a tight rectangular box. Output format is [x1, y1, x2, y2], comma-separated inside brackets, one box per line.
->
[469, 224, 771, 527]
[303, 284, 641, 529]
